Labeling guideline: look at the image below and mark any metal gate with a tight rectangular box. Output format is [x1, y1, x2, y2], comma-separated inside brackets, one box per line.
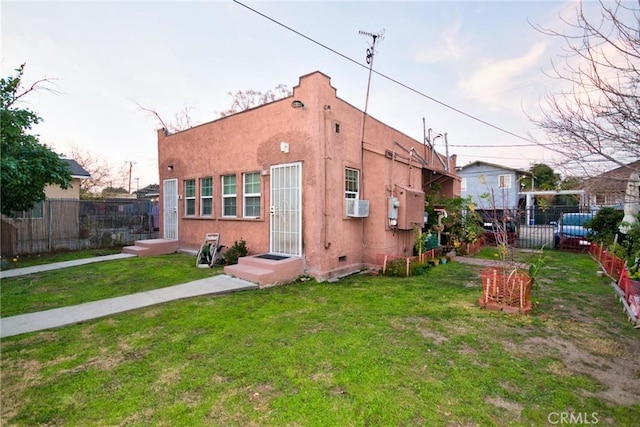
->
[516, 206, 597, 249]
[163, 179, 178, 240]
[270, 162, 302, 256]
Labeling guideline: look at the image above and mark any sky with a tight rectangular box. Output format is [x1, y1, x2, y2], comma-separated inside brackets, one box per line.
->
[1, 0, 613, 190]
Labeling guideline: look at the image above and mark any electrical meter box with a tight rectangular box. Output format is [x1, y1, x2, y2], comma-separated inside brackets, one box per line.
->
[394, 185, 425, 230]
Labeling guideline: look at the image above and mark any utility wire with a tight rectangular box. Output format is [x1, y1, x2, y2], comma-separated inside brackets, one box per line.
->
[450, 143, 555, 148]
[232, 0, 540, 146]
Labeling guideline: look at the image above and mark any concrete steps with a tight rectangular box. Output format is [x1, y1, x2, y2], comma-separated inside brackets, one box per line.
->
[224, 254, 304, 287]
[122, 239, 179, 257]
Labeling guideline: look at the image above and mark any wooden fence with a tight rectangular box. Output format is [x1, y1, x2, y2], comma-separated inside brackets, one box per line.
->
[1, 199, 158, 257]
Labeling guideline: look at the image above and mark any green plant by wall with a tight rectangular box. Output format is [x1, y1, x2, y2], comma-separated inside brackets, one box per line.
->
[424, 193, 484, 247]
[383, 257, 408, 277]
[224, 239, 248, 265]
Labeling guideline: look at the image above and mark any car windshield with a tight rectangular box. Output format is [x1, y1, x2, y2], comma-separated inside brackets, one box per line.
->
[563, 214, 592, 226]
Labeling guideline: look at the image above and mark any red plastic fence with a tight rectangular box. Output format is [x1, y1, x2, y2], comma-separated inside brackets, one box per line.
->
[479, 267, 532, 314]
[591, 242, 640, 322]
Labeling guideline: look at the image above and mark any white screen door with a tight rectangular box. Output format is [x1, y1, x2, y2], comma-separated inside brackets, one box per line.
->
[270, 162, 302, 256]
[163, 178, 178, 240]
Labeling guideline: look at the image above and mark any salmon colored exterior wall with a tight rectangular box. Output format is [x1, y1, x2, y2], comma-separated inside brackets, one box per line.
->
[158, 71, 458, 281]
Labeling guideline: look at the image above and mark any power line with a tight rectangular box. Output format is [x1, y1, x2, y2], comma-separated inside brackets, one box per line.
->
[232, 0, 539, 146]
[450, 142, 556, 148]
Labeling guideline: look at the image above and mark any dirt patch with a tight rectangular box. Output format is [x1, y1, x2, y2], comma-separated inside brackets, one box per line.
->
[504, 335, 640, 406]
[247, 383, 278, 412]
[400, 317, 449, 345]
[485, 395, 523, 419]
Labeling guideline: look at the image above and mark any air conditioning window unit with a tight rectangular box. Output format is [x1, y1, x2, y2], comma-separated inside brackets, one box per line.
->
[345, 199, 370, 218]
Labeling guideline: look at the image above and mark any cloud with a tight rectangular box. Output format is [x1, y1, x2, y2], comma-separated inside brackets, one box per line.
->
[458, 42, 547, 110]
[412, 21, 468, 64]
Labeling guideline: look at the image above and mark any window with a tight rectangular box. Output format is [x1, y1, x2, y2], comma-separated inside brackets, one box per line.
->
[498, 174, 511, 189]
[243, 172, 261, 218]
[184, 179, 196, 216]
[200, 177, 213, 216]
[461, 177, 467, 192]
[222, 174, 237, 217]
[345, 168, 359, 199]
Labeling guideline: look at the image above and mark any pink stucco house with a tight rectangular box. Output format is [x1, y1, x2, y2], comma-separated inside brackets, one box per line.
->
[156, 71, 459, 285]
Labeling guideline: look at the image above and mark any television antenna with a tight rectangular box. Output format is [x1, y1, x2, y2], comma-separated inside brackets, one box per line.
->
[358, 29, 385, 199]
[359, 29, 385, 65]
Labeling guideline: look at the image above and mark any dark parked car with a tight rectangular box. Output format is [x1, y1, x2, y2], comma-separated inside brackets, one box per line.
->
[551, 212, 594, 250]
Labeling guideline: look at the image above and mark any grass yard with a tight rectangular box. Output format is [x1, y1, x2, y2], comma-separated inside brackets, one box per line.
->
[1, 254, 222, 317]
[0, 248, 122, 270]
[1, 250, 639, 426]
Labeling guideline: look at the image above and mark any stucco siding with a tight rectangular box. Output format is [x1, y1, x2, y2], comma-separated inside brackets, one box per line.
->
[158, 71, 458, 280]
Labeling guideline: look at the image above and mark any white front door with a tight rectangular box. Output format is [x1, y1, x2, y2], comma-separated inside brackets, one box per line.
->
[163, 178, 178, 240]
[270, 162, 302, 256]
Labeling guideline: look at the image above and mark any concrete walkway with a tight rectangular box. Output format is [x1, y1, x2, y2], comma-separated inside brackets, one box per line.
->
[0, 254, 258, 338]
[1, 274, 258, 338]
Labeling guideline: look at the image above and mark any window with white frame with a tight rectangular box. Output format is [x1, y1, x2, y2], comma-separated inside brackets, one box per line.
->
[498, 174, 511, 189]
[345, 168, 359, 199]
[243, 172, 260, 218]
[461, 177, 467, 192]
[184, 179, 196, 216]
[222, 174, 237, 217]
[200, 177, 212, 216]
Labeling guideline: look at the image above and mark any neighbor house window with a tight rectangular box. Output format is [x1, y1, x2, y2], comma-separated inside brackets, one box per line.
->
[498, 174, 511, 189]
[222, 174, 237, 217]
[200, 177, 213, 216]
[184, 179, 196, 216]
[243, 172, 261, 218]
[345, 168, 359, 199]
[461, 177, 467, 192]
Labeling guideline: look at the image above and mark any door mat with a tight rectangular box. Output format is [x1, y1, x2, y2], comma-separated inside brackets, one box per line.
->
[255, 254, 290, 261]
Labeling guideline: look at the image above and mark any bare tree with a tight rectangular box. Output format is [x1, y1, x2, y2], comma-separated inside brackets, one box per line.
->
[530, 0, 639, 177]
[218, 84, 292, 117]
[66, 144, 116, 197]
[134, 101, 195, 134]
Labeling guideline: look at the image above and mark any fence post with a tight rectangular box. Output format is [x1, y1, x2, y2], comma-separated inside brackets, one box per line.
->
[47, 200, 53, 252]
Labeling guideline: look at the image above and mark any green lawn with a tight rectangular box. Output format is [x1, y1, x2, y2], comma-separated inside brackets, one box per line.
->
[1, 250, 638, 426]
[1, 254, 222, 317]
[0, 248, 122, 270]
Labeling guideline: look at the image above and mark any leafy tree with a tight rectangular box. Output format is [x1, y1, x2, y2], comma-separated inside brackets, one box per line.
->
[530, 0, 640, 176]
[101, 187, 130, 197]
[0, 64, 70, 215]
[585, 206, 623, 246]
[530, 163, 560, 190]
[556, 176, 583, 206]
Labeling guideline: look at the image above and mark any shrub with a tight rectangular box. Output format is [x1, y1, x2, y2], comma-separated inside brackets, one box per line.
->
[224, 239, 248, 265]
[585, 207, 623, 246]
[384, 257, 408, 277]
